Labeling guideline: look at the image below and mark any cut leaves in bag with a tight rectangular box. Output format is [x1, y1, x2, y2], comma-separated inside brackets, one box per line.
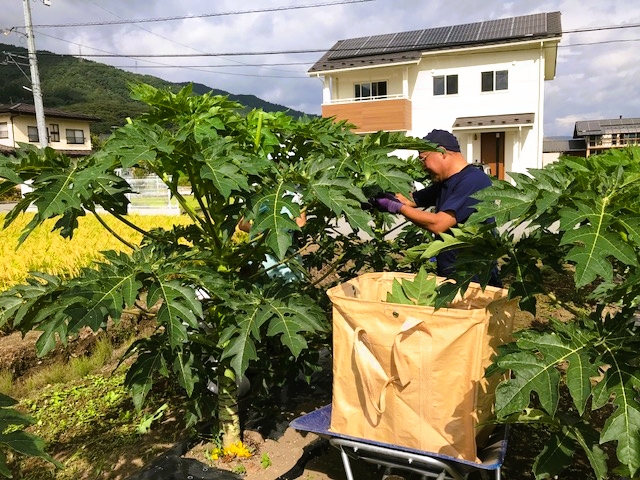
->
[386, 267, 438, 306]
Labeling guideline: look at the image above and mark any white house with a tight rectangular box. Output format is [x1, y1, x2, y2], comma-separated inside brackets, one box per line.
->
[308, 12, 562, 180]
[0, 103, 98, 157]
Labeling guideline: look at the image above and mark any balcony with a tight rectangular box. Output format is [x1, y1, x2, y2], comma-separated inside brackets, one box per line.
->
[321, 95, 412, 134]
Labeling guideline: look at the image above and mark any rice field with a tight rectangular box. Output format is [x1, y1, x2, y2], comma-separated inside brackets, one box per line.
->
[0, 212, 191, 290]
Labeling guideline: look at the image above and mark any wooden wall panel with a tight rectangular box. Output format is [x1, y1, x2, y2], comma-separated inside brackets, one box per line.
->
[322, 98, 412, 133]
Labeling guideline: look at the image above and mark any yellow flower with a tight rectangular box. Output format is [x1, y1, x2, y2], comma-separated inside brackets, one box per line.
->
[223, 441, 253, 458]
[210, 447, 223, 460]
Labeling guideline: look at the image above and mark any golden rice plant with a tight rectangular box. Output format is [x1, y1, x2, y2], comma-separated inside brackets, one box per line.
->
[0, 213, 191, 290]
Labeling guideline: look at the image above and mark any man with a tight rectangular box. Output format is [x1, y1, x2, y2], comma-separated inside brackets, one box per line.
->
[372, 129, 501, 287]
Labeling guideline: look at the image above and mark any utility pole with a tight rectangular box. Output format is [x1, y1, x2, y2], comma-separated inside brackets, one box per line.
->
[22, 0, 48, 148]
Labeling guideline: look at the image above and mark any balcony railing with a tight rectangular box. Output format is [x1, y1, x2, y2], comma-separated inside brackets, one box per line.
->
[321, 96, 411, 133]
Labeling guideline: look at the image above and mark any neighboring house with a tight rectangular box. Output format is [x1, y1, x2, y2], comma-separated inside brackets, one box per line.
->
[0, 103, 99, 157]
[542, 137, 586, 166]
[308, 12, 562, 180]
[573, 117, 640, 157]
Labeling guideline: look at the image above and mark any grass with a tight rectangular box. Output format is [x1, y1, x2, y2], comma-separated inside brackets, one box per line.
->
[1, 333, 127, 399]
[2, 321, 185, 480]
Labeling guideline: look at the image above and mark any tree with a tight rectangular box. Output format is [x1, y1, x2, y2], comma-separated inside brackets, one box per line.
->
[407, 147, 640, 479]
[0, 83, 432, 452]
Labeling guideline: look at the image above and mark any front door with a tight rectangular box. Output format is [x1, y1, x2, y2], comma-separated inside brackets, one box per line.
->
[481, 132, 505, 180]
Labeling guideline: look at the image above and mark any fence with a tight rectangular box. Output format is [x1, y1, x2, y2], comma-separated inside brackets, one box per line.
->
[122, 173, 180, 215]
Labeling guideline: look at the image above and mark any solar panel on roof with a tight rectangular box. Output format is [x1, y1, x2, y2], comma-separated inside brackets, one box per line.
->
[318, 11, 560, 64]
[513, 13, 546, 36]
[477, 18, 514, 41]
[416, 26, 451, 46]
[388, 30, 423, 51]
[447, 22, 482, 43]
[359, 33, 395, 55]
[328, 37, 369, 60]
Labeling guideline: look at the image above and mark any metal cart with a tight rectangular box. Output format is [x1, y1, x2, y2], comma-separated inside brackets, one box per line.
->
[290, 404, 507, 480]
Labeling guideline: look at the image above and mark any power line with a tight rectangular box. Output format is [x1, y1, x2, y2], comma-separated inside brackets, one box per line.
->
[83, 0, 300, 76]
[21, 0, 373, 29]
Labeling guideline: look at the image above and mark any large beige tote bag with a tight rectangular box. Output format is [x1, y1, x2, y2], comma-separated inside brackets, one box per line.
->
[327, 272, 517, 462]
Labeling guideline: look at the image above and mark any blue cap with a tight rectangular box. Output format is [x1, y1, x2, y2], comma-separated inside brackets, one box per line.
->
[423, 129, 460, 152]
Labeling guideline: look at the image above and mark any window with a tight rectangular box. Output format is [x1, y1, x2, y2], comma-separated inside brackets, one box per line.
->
[433, 75, 458, 96]
[49, 123, 60, 142]
[28, 126, 39, 143]
[0, 122, 8, 139]
[481, 70, 508, 92]
[66, 129, 85, 144]
[355, 81, 387, 99]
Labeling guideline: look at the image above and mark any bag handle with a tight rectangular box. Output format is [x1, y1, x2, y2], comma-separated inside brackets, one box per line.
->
[353, 327, 397, 415]
[352, 316, 426, 416]
[392, 316, 425, 386]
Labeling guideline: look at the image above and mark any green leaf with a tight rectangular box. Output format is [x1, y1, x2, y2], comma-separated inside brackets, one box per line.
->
[148, 281, 202, 349]
[125, 339, 168, 410]
[0, 431, 60, 467]
[532, 429, 575, 479]
[265, 298, 326, 358]
[386, 267, 437, 306]
[199, 144, 251, 199]
[559, 199, 638, 287]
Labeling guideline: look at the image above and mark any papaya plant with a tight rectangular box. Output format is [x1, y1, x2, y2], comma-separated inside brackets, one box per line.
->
[407, 147, 640, 478]
[0, 83, 434, 452]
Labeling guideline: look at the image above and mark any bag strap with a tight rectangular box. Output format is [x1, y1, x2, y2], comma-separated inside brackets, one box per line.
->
[392, 316, 425, 387]
[352, 317, 426, 415]
[353, 327, 397, 415]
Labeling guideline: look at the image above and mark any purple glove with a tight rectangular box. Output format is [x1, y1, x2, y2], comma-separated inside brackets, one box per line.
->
[371, 193, 403, 214]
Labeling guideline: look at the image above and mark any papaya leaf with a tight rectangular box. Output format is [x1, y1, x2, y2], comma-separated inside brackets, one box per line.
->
[219, 297, 270, 378]
[199, 142, 251, 198]
[265, 298, 326, 358]
[386, 268, 437, 306]
[593, 368, 640, 477]
[532, 429, 575, 480]
[0, 431, 61, 468]
[124, 338, 169, 410]
[559, 199, 638, 287]
[566, 421, 608, 480]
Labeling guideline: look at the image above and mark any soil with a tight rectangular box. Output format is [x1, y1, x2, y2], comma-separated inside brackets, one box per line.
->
[0, 286, 615, 480]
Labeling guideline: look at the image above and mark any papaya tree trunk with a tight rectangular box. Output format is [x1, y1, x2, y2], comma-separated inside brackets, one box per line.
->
[218, 366, 241, 448]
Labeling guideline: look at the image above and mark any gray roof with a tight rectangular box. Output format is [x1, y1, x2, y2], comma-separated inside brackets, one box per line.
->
[543, 139, 586, 153]
[0, 103, 100, 122]
[574, 118, 640, 136]
[309, 11, 562, 73]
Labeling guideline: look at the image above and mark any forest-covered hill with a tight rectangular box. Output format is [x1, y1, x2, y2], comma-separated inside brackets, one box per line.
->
[0, 43, 313, 135]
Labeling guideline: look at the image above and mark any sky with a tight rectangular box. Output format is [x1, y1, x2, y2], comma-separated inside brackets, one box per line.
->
[2, 0, 640, 137]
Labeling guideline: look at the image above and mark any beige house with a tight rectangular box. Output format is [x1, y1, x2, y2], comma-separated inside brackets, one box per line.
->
[309, 12, 562, 180]
[0, 103, 98, 157]
[573, 117, 640, 157]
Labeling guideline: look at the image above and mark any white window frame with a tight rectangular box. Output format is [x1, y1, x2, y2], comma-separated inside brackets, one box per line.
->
[66, 128, 85, 145]
[0, 122, 8, 139]
[28, 126, 39, 143]
[49, 123, 60, 142]
[354, 81, 388, 100]
[433, 74, 459, 96]
[481, 70, 509, 92]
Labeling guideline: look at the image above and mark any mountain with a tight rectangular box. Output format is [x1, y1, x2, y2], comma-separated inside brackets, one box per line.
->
[0, 43, 313, 135]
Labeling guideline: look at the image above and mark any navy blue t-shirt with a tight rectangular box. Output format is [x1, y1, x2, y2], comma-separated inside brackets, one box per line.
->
[412, 165, 492, 278]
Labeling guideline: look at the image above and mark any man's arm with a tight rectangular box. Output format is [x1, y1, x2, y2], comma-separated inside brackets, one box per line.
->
[397, 205, 456, 234]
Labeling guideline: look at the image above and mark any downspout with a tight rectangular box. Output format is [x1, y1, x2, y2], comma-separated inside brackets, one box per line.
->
[536, 42, 545, 169]
[10, 114, 18, 149]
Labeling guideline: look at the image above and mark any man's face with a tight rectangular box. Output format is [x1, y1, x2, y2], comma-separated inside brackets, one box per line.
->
[419, 150, 447, 182]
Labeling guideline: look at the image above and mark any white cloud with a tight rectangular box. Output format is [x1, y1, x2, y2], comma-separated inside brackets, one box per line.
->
[3, 0, 640, 136]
